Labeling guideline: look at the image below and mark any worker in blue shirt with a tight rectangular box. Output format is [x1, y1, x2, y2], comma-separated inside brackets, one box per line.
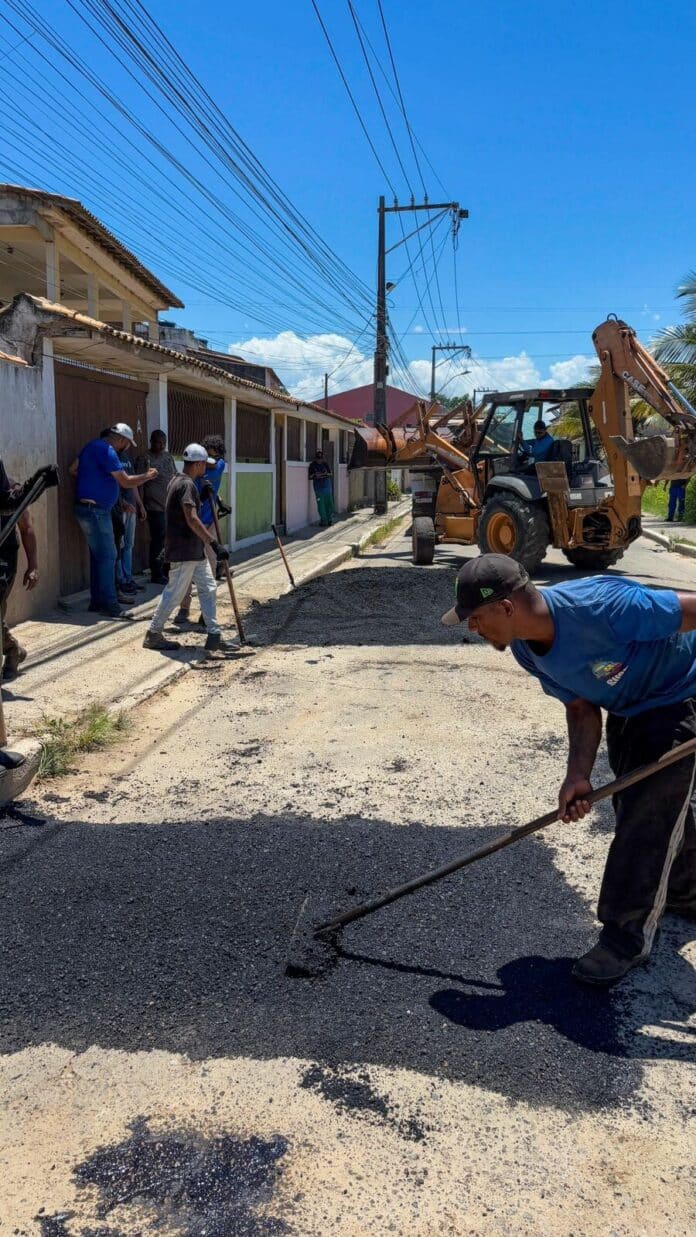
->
[442, 553, 696, 987]
[521, 420, 555, 462]
[71, 423, 156, 618]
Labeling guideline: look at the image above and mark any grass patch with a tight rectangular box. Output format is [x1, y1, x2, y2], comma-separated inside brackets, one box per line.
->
[360, 513, 407, 550]
[641, 485, 668, 519]
[35, 704, 130, 778]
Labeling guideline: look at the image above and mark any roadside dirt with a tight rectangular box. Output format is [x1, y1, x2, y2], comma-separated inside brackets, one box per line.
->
[1, 530, 694, 1235]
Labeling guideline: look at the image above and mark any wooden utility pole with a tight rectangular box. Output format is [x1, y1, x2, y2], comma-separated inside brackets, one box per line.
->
[323, 372, 329, 410]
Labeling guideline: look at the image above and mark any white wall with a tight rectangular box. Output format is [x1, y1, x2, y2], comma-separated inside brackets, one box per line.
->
[0, 347, 60, 622]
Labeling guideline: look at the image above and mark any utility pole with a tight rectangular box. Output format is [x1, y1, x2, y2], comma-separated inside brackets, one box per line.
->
[430, 342, 471, 403]
[372, 196, 468, 514]
[323, 372, 329, 410]
[373, 195, 388, 513]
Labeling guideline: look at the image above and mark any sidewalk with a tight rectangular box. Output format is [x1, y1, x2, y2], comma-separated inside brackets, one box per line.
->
[2, 501, 410, 738]
[641, 514, 696, 558]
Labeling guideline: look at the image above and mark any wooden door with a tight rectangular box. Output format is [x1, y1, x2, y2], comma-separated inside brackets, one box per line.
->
[54, 362, 148, 595]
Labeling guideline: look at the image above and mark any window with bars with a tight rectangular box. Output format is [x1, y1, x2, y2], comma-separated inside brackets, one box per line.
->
[287, 416, 302, 460]
[236, 403, 270, 463]
[305, 420, 318, 459]
[167, 385, 225, 454]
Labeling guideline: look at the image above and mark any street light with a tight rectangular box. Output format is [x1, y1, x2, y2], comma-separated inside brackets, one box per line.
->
[434, 369, 472, 398]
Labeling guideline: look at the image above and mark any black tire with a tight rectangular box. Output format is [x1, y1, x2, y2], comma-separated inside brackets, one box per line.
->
[478, 493, 550, 572]
[412, 516, 436, 565]
[562, 547, 624, 571]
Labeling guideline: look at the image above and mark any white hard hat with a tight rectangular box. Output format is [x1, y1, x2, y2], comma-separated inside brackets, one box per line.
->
[111, 422, 135, 444]
[183, 442, 216, 465]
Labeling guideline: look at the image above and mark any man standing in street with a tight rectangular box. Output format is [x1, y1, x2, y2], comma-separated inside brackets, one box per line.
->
[309, 447, 334, 526]
[143, 443, 236, 653]
[0, 460, 39, 679]
[73, 424, 156, 618]
[136, 429, 178, 584]
[174, 433, 227, 625]
[442, 553, 696, 987]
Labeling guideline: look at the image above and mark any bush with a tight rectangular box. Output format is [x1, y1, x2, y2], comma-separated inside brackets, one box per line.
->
[387, 478, 401, 500]
[685, 476, 696, 524]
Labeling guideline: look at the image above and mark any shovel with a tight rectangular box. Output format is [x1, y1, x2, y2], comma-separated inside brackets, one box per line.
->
[286, 734, 696, 977]
[209, 503, 246, 645]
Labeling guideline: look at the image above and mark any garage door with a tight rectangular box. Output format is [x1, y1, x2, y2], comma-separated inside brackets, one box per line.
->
[55, 361, 148, 595]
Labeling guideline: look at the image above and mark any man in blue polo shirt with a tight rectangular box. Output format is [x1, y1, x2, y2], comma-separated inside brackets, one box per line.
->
[442, 553, 696, 987]
[522, 420, 555, 462]
[73, 424, 156, 618]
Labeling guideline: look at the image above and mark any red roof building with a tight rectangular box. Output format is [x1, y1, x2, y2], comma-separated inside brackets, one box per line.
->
[320, 382, 421, 427]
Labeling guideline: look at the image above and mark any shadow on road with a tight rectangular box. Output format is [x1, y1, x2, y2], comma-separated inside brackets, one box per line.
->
[2, 807, 693, 1113]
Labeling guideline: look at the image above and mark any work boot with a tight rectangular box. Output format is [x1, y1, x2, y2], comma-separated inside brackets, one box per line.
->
[204, 631, 238, 652]
[3, 646, 27, 680]
[571, 942, 646, 987]
[173, 608, 190, 626]
[143, 631, 181, 651]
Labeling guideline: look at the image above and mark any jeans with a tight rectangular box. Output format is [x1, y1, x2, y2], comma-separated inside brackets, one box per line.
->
[182, 523, 216, 609]
[147, 510, 168, 580]
[74, 504, 118, 610]
[116, 509, 136, 586]
[148, 559, 220, 636]
[667, 482, 686, 521]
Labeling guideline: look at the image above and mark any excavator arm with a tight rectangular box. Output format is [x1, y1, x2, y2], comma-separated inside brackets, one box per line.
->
[592, 318, 696, 480]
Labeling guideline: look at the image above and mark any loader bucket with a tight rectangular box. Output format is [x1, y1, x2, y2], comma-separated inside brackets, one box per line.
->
[348, 425, 409, 469]
[610, 433, 696, 481]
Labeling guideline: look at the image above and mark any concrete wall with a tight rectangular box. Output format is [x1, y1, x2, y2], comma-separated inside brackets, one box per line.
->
[235, 471, 273, 542]
[285, 463, 311, 532]
[0, 347, 60, 623]
[336, 464, 349, 512]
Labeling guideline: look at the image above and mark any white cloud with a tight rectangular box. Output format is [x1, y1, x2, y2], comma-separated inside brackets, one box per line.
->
[228, 331, 595, 405]
[544, 354, 593, 387]
[412, 324, 425, 334]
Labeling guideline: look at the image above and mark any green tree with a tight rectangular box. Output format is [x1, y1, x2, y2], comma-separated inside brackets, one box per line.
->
[653, 271, 696, 404]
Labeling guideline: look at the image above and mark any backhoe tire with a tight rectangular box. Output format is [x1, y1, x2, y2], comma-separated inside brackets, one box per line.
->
[412, 516, 436, 565]
[478, 494, 549, 572]
[562, 547, 624, 571]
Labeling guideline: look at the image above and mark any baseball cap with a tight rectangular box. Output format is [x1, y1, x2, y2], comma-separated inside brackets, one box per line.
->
[110, 422, 135, 444]
[441, 554, 529, 625]
[183, 442, 216, 465]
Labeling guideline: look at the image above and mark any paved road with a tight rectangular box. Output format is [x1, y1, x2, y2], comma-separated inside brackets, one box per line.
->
[1, 533, 694, 1235]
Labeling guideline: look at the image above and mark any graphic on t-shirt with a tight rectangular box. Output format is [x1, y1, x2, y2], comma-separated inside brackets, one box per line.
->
[591, 659, 628, 686]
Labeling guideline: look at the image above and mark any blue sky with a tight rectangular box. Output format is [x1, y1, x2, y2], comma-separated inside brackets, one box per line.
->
[1, 0, 694, 401]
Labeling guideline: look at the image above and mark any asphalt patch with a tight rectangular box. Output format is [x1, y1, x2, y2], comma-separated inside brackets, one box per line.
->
[38, 1117, 290, 1236]
[4, 810, 692, 1111]
[300, 1063, 426, 1141]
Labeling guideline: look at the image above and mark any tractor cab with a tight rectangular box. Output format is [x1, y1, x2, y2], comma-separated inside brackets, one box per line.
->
[470, 387, 610, 509]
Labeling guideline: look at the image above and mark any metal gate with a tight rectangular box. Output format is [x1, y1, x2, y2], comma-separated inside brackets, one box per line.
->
[54, 361, 148, 595]
[167, 384, 224, 453]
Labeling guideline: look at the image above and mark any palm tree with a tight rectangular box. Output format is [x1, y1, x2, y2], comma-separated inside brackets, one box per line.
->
[653, 271, 696, 404]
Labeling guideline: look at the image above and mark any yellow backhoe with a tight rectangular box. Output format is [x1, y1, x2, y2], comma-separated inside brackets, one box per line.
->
[350, 317, 696, 570]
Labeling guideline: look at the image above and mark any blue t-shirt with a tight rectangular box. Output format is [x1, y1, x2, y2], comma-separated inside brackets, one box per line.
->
[197, 458, 225, 525]
[76, 439, 123, 509]
[511, 576, 696, 717]
[523, 434, 555, 461]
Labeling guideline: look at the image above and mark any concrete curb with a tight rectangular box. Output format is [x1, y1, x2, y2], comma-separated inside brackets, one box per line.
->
[0, 737, 42, 806]
[642, 527, 696, 557]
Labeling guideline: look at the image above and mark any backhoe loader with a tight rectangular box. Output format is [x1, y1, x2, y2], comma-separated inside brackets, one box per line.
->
[350, 317, 696, 571]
